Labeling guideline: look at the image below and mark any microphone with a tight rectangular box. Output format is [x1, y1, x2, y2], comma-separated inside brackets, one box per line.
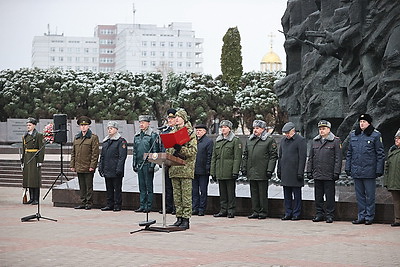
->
[157, 125, 168, 130]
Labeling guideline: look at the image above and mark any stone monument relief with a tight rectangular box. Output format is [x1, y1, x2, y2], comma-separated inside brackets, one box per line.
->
[275, 0, 400, 151]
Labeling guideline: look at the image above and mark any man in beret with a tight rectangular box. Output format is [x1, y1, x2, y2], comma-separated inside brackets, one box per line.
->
[132, 115, 160, 213]
[22, 117, 45, 205]
[210, 120, 242, 218]
[70, 116, 100, 210]
[306, 120, 342, 223]
[98, 121, 128, 212]
[192, 124, 213, 216]
[242, 120, 278, 219]
[277, 122, 307, 220]
[158, 108, 177, 214]
[346, 114, 385, 225]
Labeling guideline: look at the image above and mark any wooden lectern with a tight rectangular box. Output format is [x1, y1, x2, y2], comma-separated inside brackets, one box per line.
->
[143, 152, 185, 231]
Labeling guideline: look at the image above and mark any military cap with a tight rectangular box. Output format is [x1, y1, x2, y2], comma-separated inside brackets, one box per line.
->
[77, 116, 91, 125]
[167, 108, 177, 118]
[318, 120, 331, 128]
[26, 117, 37, 125]
[138, 115, 151, 122]
[175, 109, 188, 122]
[220, 120, 233, 129]
[282, 122, 295, 133]
[253, 119, 267, 128]
[107, 121, 119, 129]
[359, 114, 372, 124]
[195, 124, 208, 130]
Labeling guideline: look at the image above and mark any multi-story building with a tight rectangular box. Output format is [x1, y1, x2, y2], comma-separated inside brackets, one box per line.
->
[32, 22, 203, 74]
[32, 34, 99, 72]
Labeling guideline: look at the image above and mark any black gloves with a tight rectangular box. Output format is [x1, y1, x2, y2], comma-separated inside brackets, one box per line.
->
[173, 150, 187, 160]
[306, 172, 313, 180]
[173, 144, 182, 151]
[277, 172, 281, 180]
[232, 173, 239, 180]
[211, 176, 217, 182]
[99, 171, 104, 177]
[241, 170, 247, 176]
[133, 167, 138, 173]
[376, 173, 383, 177]
[333, 174, 339, 181]
[297, 174, 304, 181]
[266, 172, 272, 180]
[345, 170, 351, 177]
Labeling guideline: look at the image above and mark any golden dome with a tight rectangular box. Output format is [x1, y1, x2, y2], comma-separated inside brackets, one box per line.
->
[261, 50, 281, 64]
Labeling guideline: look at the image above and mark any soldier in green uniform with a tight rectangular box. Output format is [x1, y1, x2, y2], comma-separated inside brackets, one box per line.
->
[167, 109, 197, 229]
[210, 120, 242, 218]
[242, 120, 278, 219]
[22, 117, 45, 205]
[70, 116, 100, 210]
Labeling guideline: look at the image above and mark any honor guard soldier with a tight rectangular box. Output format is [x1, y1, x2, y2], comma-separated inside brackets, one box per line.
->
[70, 116, 100, 210]
[22, 117, 45, 205]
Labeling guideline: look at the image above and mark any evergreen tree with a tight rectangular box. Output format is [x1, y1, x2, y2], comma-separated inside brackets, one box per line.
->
[220, 27, 243, 93]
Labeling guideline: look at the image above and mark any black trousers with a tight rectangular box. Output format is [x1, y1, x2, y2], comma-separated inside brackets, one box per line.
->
[105, 177, 123, 208]
[192, 174, 209, 212]
[314, 179, 335, 218]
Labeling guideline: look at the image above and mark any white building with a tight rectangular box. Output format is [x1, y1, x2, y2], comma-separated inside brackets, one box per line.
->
[32, 22, 203, 74]
[32, 34, 99, 72]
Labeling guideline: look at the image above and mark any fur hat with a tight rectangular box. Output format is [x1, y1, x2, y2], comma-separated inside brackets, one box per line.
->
[282, 122, 295, 133]
[359, 114, 372, 124]
[253, 120, 267, 128]
[138, 115, 151, 122]
[26, 117, 37, 125]
[220, 120, 233, 129]
[107, 121, 119, 129]
[77, 116, 91, 125]
[395, 128, 400, 138]
[318, 120, 331, 128]
[175, 109, 188, 122]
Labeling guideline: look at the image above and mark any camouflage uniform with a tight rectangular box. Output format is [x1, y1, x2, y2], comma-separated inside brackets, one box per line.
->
[167, 122, 197, 219]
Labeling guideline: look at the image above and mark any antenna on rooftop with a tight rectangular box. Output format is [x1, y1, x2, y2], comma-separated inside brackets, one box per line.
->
[133, 3, 136, 25]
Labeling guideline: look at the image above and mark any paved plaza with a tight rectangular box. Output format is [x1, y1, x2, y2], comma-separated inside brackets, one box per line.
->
[1, 187, 400, 267]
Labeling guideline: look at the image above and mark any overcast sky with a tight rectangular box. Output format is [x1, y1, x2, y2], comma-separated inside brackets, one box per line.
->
[0, 0, 287, 77]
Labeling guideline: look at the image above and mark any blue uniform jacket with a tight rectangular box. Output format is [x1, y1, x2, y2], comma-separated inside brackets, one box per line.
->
[345, 125, 385, 179]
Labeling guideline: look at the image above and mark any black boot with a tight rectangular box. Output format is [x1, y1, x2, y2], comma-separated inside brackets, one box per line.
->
[179, 218, 190, 230]
[25, 188, 34, 204]
[31, 188, 39, 205]
[170, 217, 183, 226]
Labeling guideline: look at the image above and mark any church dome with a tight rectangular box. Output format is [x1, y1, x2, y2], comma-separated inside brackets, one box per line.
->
[261, 50, 282, 64]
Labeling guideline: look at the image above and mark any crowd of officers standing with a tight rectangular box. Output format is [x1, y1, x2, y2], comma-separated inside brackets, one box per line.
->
[21, 111, 400, 230]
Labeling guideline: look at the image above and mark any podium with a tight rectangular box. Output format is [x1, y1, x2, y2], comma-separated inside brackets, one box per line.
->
[132, 153, 186, 233]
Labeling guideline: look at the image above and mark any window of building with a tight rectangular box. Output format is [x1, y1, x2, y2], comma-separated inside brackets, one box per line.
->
[187, 42, 192, 48]
[177, 52, 183, 58]
[186, 52, 192, 58]
[169, 52, 174, 58]
[142, 51, 147, 57]
[151, 41, 156, 47]
[50, 47, 56, 52]
[67, 57, 72, 62]
[84, 48, 89, 54]
[186, 62, 192, 68]
[142, 41, 147, 47]
[169, 62, 173, 68]
[142, 61, 147, 67]
[59, 57, 64, 62]
[169, 42, 174, 47]
[59, 47, 64, 53]
[151, 61, 156, 67]
[177, 62, 183, 68]
[160, 51, 165, 57]
[76, 57, 80, 62]
[178, 42, 183, 48]
[76, 48, 80, 53]
[160, 41, 165, 47]
[50, 56, 55, 62]
[150, 51, 156, 57]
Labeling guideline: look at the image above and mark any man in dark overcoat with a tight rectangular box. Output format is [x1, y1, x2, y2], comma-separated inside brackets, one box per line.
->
[242, 120, 278, 219]
[70, 116, 100, 210]
[192, 124, 213, 216]
[22, 117, 45, 205]
[98, 121, 128, 212]
[277, 122, 307, 220]
[306, 120, 342, 223]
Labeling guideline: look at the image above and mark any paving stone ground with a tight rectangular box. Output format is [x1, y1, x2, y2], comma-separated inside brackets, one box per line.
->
[1, 187, 399, 267]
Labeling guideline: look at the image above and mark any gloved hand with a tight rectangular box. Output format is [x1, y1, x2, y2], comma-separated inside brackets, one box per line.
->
[173, 144, 182, 151]
[154, 165, 160, 172]
[37, 163, 42, 167]
[376, 173, 383, 177]
[133, 167, 138, 173]
[232, 173, 239, 180]
[266, 171, 272, 180]
[241, 170, 247, 176]
[306, 172, 313, 180]
[173, 150, 187, 160]
[345, 170, 351, 177]
[297, 174, 304, 181]
[277, 172, 281, 180]
[99, 171, 104, 177]
[211, 176, 217, 182]
[333, 174, 339, 181]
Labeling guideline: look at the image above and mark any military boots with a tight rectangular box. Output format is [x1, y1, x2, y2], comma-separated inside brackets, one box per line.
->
[170, 217, 183, 226]
[179, 218, 190, 229]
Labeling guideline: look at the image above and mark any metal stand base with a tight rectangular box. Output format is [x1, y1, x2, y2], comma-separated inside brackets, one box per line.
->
[130, 219, 185, 234]
[21, 212, 57, 222]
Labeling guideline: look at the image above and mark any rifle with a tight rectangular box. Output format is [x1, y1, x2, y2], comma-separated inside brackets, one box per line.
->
[305, 31, 327, 38]
[278, 30, 321, 50]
